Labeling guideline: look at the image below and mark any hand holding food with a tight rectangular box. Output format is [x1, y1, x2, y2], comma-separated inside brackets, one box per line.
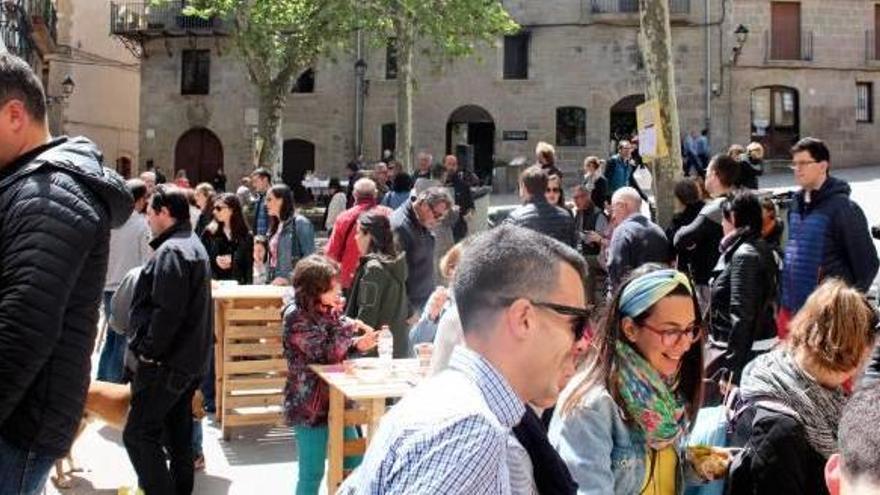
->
[687, 445, 734, 481]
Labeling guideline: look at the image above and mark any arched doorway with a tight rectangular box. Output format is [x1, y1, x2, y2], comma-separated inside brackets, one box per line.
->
[610, 94, 646, 141]
[446, 105, 495, 183]
[282, 138, 315, 203]
[751, 86, 799, 159]
[174, 128, 223, 185]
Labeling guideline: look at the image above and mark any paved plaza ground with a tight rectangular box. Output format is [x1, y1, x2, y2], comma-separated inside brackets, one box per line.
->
[46, 164, 880, 495]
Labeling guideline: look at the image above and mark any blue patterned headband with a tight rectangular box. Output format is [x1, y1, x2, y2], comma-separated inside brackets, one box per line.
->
[619, 269, 693, 318]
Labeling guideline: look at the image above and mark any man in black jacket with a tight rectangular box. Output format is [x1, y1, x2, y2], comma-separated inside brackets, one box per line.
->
[0, 54, 133, 495]
[506, 165, 576, 247]
[124, 185, 212, 495]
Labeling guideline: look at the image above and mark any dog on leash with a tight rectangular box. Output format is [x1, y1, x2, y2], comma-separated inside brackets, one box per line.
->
[52, 380, 206, 490]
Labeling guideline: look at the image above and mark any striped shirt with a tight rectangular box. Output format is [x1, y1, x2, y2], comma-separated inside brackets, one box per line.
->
[339, 346, 526, 494]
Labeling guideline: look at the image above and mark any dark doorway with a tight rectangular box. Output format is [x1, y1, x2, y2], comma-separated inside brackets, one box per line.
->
[116, 156, 132, 179]
[174, 128, 223, 185]
[750, 86, 799, 159]
[282, 138, 316, 203]
[610, 94, 646, 142]
[446, 105, 495, 184]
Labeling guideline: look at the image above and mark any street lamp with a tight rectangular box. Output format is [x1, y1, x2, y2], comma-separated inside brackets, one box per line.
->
[732, 24, 749, 63]
[47, 74, 75, 103]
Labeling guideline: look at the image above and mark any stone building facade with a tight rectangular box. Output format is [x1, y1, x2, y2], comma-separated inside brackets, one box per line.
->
[117, 0, 880, 188]
[52, 0, 140, 176]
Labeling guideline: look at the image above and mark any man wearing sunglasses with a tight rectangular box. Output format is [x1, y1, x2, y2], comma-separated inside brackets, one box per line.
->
[341, 224, 589, 494]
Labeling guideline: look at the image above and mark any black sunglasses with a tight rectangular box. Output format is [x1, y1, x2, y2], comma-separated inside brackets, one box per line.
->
[498, 297, 593, 341]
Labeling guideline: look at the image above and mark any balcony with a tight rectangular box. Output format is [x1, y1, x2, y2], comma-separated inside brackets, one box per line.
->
[590, 0, 690, 15]
[110, 1, 227, 38]
[764, 29, 813, 63]
[0, 1, 33, 61]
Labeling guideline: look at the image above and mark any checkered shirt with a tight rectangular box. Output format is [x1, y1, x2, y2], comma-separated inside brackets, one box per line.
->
[338, 346, 526, 494]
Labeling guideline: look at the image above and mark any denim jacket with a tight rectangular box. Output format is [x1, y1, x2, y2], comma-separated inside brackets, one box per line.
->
[268, 215, 316, 281]
[549, 383, 688, 495]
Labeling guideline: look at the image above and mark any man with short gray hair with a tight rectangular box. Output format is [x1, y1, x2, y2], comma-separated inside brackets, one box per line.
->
[392, 186, 453, 314]
[607, 186, 671, 288]
[415, 151, 433, 180]
[372, 162, 390, 196]
[341, 225, 589, 494]
[326, 177, 392, 290]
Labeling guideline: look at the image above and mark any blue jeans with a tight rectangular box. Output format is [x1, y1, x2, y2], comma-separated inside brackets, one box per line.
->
[293, 425, 361, 495]
[96, 291, 127, 383]
[0, 435, 55, 495]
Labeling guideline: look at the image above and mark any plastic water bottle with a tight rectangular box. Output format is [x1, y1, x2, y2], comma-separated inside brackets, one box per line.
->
[378, 325, 393, 363]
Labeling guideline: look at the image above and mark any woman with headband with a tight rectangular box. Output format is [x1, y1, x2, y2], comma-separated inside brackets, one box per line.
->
[549, 266, 711, 494]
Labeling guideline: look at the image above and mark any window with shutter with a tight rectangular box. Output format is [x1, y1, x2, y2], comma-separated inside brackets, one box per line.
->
[181, 49, 210, 95]
[386, 40, 398, 80]
[857, 82, 873, 123]
[503, 32, 529, 80]
[770, 2, 801, 60]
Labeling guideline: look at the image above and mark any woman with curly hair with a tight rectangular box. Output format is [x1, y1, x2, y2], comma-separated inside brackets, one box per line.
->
[282, 255, 377, 495]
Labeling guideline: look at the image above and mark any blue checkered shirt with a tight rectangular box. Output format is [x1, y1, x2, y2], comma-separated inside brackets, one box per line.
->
[339, 346, 526, 494]
[254, 192, 269, 236]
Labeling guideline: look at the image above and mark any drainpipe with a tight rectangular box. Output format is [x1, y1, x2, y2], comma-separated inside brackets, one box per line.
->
[705, 0, 712, 145]
[354, 21, 365, 159]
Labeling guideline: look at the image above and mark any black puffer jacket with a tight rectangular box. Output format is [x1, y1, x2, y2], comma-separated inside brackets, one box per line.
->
[129, 221, 213, 377]
[0, 137, 133, 457]
[708, 230, 779, 383]
[505, 197, 576, 247]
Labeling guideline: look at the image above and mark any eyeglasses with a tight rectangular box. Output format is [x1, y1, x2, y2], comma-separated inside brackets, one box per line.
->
[498, 297, 593, 341]
[546, 188, 562, 194]
[639, 321, 702, 346]
[789, 160, 818, 169]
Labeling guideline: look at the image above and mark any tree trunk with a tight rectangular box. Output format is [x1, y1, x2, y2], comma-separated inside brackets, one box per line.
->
[639, 0, 683, 228]
[395, 19, 415, 172]
[257, 83, 286, 178]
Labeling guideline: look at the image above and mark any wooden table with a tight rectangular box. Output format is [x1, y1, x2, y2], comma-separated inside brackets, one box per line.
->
[213, 284, 289, 440]
[311, 359, 424, 493]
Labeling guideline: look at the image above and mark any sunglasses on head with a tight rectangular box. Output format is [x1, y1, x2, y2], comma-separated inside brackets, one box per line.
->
[498, 297, 593, 341]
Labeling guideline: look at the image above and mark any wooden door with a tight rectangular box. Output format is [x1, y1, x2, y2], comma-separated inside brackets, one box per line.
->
[174, 128, 223, 185]
[771, 2, 801, 60]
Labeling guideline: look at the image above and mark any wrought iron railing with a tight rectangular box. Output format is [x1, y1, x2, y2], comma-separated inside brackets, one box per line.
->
[110, 1, 225, 35]
[765, 29, 813, 62]
[0, 1, 33, 61]
[590, 0, 690, 15]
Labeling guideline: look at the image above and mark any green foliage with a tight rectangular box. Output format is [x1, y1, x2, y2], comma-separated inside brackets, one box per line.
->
[167, 0, 357, 86]
[358, 0, 518, 57]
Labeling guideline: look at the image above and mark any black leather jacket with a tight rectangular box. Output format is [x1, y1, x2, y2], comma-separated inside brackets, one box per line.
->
[709, 230, 779, 382]
[505, 197, 576, 247]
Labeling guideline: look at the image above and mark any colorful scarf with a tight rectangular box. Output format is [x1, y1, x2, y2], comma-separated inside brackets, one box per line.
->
[619, 269, 693, 318]
[614, 340, 688, 450]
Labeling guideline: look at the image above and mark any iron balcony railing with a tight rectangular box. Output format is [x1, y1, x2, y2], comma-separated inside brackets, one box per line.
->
[0, 1, 33, 61]
[765, 29, 813, 62]
[590, 0, 690, 15]
[110, 1, 226, 35]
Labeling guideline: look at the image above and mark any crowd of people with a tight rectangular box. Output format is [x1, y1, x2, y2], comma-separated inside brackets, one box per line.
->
[1, 49, 880, 495]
